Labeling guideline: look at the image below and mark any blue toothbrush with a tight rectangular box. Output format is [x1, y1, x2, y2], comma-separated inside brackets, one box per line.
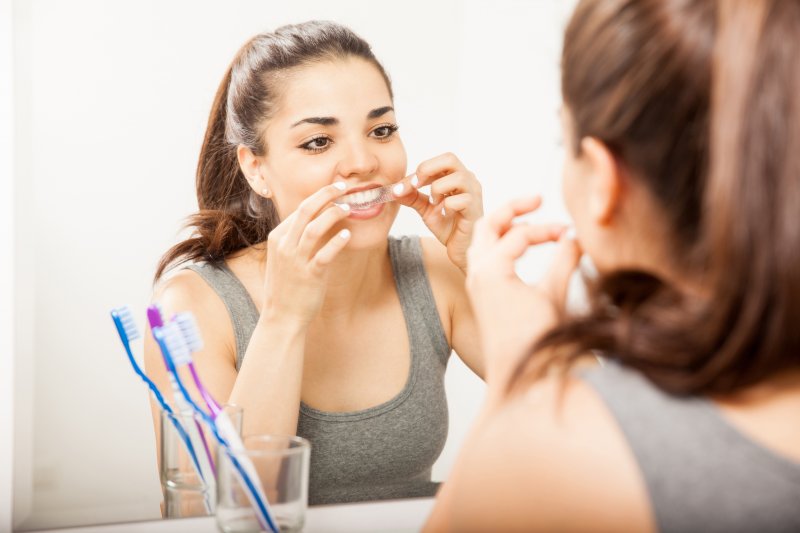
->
[110, 305, 212, 513]
[110, 306, 204, 474]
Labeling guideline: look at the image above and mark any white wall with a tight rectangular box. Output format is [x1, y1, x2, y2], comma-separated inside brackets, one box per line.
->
[1, 0, 16, 529]
[10, 0, 576, 530]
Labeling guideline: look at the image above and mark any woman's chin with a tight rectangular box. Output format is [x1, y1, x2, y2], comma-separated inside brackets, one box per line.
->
[340, 203, 398, 250]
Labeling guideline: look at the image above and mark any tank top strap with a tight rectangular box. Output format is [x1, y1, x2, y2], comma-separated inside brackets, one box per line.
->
[387, 235, 451, 365]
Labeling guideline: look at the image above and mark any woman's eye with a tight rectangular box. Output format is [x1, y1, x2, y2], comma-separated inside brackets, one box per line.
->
[300, 136, 332, 152]
[370, 124, 398, 140]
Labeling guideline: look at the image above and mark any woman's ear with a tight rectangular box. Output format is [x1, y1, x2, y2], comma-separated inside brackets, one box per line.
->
[237, 144, 272, 198]
[580, 137, 622, 226]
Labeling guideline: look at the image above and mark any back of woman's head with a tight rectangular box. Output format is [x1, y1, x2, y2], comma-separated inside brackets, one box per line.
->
[155, 21, 391, 281]
[516, 0, 800, 395]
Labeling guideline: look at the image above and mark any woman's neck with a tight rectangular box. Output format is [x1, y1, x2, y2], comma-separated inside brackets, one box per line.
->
[315, 239, 392, 322]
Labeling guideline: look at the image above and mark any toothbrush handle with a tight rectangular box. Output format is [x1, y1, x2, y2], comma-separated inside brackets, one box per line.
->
[226, 450, 280, 533]
[145, 378, 173, 415]
[172, 383, 216, 486]
[217, 414, 279, 533]
[168, 415, 204, 476]
[119, 337, 174, 416]
[188, 363, 222, 415]
[173, 414, 215, 515]
[194, 418, 216, 476]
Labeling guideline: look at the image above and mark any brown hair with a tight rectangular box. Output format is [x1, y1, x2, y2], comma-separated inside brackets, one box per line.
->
[512, 0, 800, 395]
[154, 21, 392, 281]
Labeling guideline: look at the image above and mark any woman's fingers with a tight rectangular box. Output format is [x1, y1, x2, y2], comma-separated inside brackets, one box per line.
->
[470, 222, 566, 280]
[484, 196, 542, 236]
[394, 154, 481, 220]
[494, 223, 567, 262]
[394, 167, 483, 226]
[443, 193, 481, 220]
[429, 171, 481, 206]
[311, 229, 352, 274]
[469, 197, 543, 252]
[414, 152, 467, 188]
[390, 173, 421, 198]
[296, 203, 352, 259]
[285, 182, 349, 244]
[392, 174, 433, 216]
[540, 234, 582, 306]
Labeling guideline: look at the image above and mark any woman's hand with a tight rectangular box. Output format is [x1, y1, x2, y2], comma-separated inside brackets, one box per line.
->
[261, 182, 352, 327]
[392, 153, 483, 273]
[465, 196, 581, 385]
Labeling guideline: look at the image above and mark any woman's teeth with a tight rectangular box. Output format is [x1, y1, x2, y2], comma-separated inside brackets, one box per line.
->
[340, 188, 382, 208]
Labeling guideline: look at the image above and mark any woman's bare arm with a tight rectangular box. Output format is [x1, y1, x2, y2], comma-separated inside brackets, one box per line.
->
[421, 237, 485, 379]
[424, 376, 654, 532]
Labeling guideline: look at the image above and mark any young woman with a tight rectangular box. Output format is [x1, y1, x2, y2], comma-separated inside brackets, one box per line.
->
[427, 0, 800, 531]
[144, 21, 485, 506]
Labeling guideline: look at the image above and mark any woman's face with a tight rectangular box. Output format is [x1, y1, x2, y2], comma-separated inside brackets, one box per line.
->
[257, 57, 407, 249]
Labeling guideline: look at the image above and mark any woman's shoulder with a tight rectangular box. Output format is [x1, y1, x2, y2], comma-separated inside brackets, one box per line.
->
[449, 373, 654, 532]
[153, 265, 237, 360]
[156, 244, 260, 308]
[155, 264, 219, 309]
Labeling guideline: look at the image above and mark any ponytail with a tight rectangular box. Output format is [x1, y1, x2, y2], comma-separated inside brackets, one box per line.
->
[153, 63, 276, 281]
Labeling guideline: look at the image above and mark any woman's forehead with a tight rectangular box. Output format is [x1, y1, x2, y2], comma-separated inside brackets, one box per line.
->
[272, 57, 393, 126]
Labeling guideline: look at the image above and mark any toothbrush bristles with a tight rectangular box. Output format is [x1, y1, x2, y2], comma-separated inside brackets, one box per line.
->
[113, 306, 141, 341]
[162, 322, 192, 365]
[173, 312, 204, 353]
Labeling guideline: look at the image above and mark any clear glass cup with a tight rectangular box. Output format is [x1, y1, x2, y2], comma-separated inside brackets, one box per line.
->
[160, 405, 243, 518]
[216, 435, 311, 533]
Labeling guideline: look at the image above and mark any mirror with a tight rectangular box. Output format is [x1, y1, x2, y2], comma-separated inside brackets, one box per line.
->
[9, 0, 573, 529]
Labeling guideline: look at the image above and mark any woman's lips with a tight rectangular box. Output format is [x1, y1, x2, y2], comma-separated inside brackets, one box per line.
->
[347, 201, 386, 220]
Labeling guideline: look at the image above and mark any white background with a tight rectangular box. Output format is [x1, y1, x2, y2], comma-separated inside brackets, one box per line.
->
[1, 0, 578, 530]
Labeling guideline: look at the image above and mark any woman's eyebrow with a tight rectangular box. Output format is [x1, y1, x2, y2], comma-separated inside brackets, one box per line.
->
[290, 106, 394, 128]
[368, 106, 394, 119]
[291, 116, 338, 128]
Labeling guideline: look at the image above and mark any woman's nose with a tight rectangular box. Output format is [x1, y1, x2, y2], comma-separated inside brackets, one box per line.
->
[336, 140, 379, 179]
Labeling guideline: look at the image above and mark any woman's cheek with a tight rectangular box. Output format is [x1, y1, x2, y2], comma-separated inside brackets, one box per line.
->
[271, 184, 321, 220]
[383, 142, 407, 181]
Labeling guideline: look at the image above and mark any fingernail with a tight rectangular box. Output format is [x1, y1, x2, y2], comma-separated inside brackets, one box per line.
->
[410, 175, 419, 188]
[429, 195, 436, 204]
[333, 181, 347, 191]
[339, 229, 351, 239]
[561, 226, 577, 240]
[338, 203, 351, 212]
[392, 183, 405, 196]
[441, 207, 446, 216]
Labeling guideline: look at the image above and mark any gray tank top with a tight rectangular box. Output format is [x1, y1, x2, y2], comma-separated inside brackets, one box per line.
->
[187, 236, 451, 505]
[581, 362, 800, 533]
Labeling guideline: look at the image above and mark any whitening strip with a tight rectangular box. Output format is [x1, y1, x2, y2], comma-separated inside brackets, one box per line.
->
[334, 184, 396, 210]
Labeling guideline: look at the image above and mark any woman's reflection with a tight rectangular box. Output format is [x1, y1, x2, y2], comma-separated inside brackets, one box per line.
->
[144, 21, 485, 507]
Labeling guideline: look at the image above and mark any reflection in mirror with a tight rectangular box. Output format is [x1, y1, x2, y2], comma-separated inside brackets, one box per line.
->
[147, 19, 473, 511]
[10, 0, 572, 529]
